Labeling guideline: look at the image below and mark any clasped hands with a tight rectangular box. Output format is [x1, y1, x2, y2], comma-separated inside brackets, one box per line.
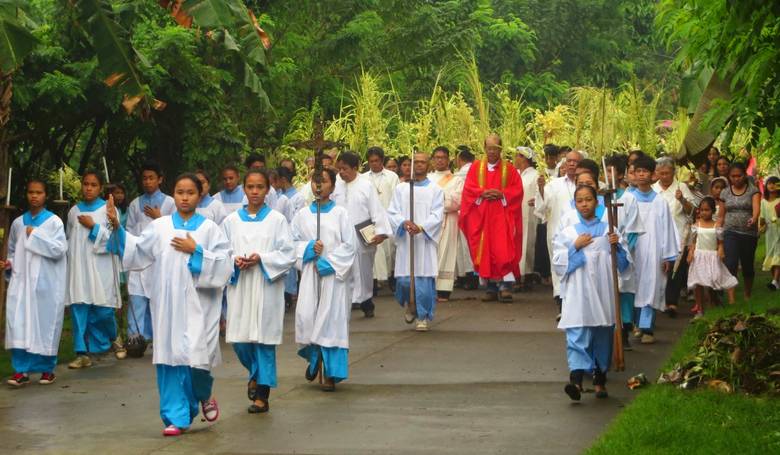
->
[481, 189, 504, 201]
[235, 253, 261, 270]
[402, 221, 422, 236]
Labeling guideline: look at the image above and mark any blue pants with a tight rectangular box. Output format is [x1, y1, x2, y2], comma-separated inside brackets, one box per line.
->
[565, 326, 613, 373]
[128, 295, 153, 340]
[232, 343, 277, 387]
[11, 349, 57, 374]
[394, 276, 437, 321]
[298, 345, 348, 383]
[487, 280, 512, 292]
[635, 306, 656, 333]
[71, 303, 117, 354]
[284, 269, 299, 296]
[155, 365, 213, 429]
[619, 293, 635, 325]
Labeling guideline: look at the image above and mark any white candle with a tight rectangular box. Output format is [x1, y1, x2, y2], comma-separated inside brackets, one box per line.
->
[59, 168, 64, 200]
[102, 157, 110, 183]
[611, 167, 617, 190]
[6, 167, 11, 206]
[601, 156, 609, 188]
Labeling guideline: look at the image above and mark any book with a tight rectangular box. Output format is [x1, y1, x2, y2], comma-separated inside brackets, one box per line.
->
[355, 219, 376, 246]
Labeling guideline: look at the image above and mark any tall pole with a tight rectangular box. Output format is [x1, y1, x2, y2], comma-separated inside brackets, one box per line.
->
[604, 170, 625, 371]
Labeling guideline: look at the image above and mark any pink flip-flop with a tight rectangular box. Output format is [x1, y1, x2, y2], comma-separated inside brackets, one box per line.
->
[201, 398, 219, 422]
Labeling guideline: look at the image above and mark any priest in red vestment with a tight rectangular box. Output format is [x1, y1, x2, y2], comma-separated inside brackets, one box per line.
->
[459, 134, 524, 302]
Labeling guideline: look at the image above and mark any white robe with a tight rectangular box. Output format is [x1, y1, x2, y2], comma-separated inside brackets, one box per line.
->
[119, 215, 233, 369]
[5, 213, 68, 356]
[534, 175, 577, 296]
[65, 203, 118, 307]
[652, 179, 696, 250]
[631, 190, 680, 310]
[454, 163, 474, 276]
[196, 196, 228, 225]
[126, 192, 175, 297]
[222, 208, 296, 345]
[364, 169, 400, 281]
[554, 222, 630, 329]
[428, 170, 462, 290]
[292, 203, 356, 349]
[331, 176, 391, 303]
[387, 180, 444, 278]
[519, 167, 539, 276]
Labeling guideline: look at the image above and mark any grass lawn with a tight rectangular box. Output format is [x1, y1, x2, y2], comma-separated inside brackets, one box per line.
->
[588, 242, 780, 454]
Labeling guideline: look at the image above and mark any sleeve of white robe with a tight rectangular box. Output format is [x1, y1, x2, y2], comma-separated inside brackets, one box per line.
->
[120, 223, 158, 272]
[326, 210, 357, 280]
[618, 194, 644, 235]
[126, 199, 141, 235]
[421, 188, 445, 242]
[192, 223, 233, 289]
[386, 185, 405, 237]
[260, 218, 296, 281]
[5, 218, 18, 276]
[367, 184, 392, 236]
[533, 182, 551, 221]
[25, 218, 67, 260]
[551, 227, 575, 280]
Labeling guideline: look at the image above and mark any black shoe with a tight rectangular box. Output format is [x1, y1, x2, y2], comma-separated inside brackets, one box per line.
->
[305, 365, 317, 382]
[564, 384, 582, 401]
[351, 302, 361, 310]
[248, 399, 269, 413]
[360, 299, 375, 318]
[363, 308, 375, 318]
[767, 282, 778, 291]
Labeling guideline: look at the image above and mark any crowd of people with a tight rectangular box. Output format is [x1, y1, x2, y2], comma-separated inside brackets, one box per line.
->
[3, 137, 779, 434]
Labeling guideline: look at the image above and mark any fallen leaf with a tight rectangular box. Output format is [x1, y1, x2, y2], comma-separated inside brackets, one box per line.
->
[707, 379, 733, 393]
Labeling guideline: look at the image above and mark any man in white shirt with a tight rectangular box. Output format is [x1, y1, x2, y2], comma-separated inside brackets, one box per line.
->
[652, 157, 696, 314]
[514, 146, 540, 291]
[454, 147, 477, 290]
[363, 147, 400, 289]
[333, 151, 391, 317]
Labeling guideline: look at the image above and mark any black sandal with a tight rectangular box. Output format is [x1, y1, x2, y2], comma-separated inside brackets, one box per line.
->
[247, 380, 257, 401]
[564, 384, 582, 401]
[248, 399, 269, 413]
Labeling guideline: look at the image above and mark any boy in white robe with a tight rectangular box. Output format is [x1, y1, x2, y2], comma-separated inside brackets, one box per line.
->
[4, 180, 67, 386]
[554, 185, 630, 401]
[274, 167, 301, 310]
[126, 162, 175, 342]
[107, 174, 233, 436]
[292, 167, 356, 391]
[514, 147, 540, 290]
[627, 156, 680, 344]
[388, 152, 444, 331]
[428, 146, 462, 301]
[332, 151, 391, 318]
[66, 172, 119, 369]
[222, 169, 296, 413]
[195, 170, 228, 224]
[363, 147, 400, 286]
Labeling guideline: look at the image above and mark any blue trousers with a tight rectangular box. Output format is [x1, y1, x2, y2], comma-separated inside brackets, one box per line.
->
[155, 365, 213, 429]
[635, 306, 656, 333]
[565, 326, 613, 373]
[71, 303, 117, 354]
[619, 293, 635, 325]
[394, 276, 437, 321]
[232, 343, 277, 387]
[11, 349, 57, 374]
[284, 269, 299, 295]
[298, 345, 348, 383]
[128, 295, 153, 340]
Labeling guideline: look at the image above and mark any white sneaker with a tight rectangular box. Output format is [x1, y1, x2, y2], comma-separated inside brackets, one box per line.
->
[415, 320, 429, 332]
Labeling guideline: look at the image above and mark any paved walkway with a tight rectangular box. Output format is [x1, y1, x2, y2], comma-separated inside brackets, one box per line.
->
[0, 286, 687, 454]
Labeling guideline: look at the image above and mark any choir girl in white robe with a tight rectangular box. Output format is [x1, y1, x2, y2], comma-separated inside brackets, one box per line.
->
[388, 152, 444, 331]
[627, 156, 679, 344]
[126, 162, 175, 341]
[222, 169, 296, 413]
[554, 185, 630, 401]
[65, 172, 119, 370]
[107, 173, 233, 436]
[4, 180, 67, 386]
[292, 167, 356, 391]
[195, 170, 228, 224]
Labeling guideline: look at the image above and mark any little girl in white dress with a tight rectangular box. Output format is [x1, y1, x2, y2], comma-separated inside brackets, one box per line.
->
[687, 197, 738, 316]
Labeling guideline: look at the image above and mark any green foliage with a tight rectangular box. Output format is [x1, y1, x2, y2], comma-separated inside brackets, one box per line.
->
[0, 0, 39, 73]
[657, 0, 780, 161]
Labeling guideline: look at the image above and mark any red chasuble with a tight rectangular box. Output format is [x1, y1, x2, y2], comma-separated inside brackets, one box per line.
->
[459, 159, 524, 280]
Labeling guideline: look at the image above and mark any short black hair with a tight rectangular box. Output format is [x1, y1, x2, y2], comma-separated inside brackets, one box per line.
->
[606, 154, 628, 176]
[699, 196, 716, 212]
[276, 166, 294, 184]
[141, 161, 163, 177]
[729, 161, 747, 175]
[432, 146, 450, 157]
[337, 151, 360, 169]
[366, 146, 385, 161]
[764, 176, 780, 200]
[543, 144, 560, 158]
[574, 184, 598, 200]
[384, 156, 397, 166]
[194, 169, 210, 183]
[222, 165, 240, 176]
[558, 145, 572, 154]
[627, 150, 645, 164]
[174, 172, 203, 195]
[243, 168, 270, 187]
[577, 159, 600, 181]
[244, 153, 266, 168]
[633, 155, 656, 173]
[456, 146, 475, 163]
[82, 170, 104, 187]
[26, 178, 48, 195]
